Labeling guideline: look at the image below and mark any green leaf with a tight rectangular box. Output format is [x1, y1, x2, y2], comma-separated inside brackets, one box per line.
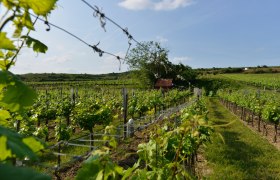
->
[0, 32, 17, 51]
[0, 60, 14, 70]
[22, 11, 35, 30]
[23, 137, 44, 153]
[0, 51, 4, 58]
[19, 0, 58, 16]
[0, 164, 51, 180]
[0, 71, 37, 112]
[21, 36, 48, 53]
[0, 126, 38, 160]
[0, 136, 13, 161]
[0, 109, 11, 126]
[2, 0, 15, 9]
[13, 17, 24, 38]
[96, 170, 104, 180]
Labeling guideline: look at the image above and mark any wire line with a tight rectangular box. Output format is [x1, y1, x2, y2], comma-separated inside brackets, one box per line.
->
[29, 13, 125, 60]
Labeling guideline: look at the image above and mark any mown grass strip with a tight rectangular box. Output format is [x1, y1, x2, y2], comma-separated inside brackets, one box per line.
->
[204, 97, 280, 179]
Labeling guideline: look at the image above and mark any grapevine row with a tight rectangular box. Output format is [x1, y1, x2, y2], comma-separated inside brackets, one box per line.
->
[217, 89, 280, 142]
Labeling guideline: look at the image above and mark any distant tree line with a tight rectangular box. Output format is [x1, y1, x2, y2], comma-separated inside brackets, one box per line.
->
[18, 72, 132, 82]
[197, 65, 280, 75]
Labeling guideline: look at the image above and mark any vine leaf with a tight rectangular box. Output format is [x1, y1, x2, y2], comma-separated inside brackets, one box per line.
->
[21, 35, 48, 53]
[0, 126, 41, 161]
[0, 60, 14, 70]
[2, 0, 15, 9]
[0, 136, 12, 161]
[0, 32, 17, 51]
[0, 164, 51, 180]
[0, 50, 4, 58]
[22, 137, 44, 153]
[0, 109, 11, 126]
[19, 0, 58, 16]
[0, 71, 37, 113]
[22, 11, 35, 30]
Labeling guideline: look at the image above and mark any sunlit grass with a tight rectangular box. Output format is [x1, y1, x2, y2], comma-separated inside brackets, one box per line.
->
[204, 98, 280, 179]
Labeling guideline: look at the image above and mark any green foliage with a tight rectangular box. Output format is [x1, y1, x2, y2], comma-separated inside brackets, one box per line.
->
[19, 0, 57, 16]
[131, 100, 211, 179]
[54, 121, 71, 141]
[126, 41, 196, 87]
[76, 100, 212, 179]
[0, 32, 17, 50]
[0, 136, 12, 160]
[76, 150, 123, 180]
[262, 103, 280, 124]
[0, 126, 44, 161]
[72, 101, 112, 132]
[0, 164, 51, 180]
[2, 0, 57, 16]
[217, 88, 280, 125]
[76, 126, 123, 180]
[18, 71, 134, 82]
[21, 36, 48, 53]
[0, 0, 56, 178]
[0, 109, 11, 126]
[0, 71, 37, 113]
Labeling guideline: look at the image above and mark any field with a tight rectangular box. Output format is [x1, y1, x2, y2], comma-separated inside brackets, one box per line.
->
[220, 73, 280, 90]
[1, 73, 279, 179]
[4, 80, 208, 178]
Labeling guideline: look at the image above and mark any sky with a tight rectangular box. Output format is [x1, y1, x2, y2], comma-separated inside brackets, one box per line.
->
[2, 0, 280, 74]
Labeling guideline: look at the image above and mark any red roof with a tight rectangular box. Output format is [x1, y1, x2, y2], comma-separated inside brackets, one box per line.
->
[155, 79, 173, 88]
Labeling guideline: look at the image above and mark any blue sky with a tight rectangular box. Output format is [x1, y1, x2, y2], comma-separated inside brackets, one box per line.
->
[5, 0, 280, 74]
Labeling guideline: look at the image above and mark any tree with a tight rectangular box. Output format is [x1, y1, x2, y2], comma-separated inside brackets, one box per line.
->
[126, 41, 196, 87]
[169, 63, 196, 85]
[126, 41, 172, 87]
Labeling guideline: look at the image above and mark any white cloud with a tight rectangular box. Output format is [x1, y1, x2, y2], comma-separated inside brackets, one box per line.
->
[43, 54, 72, 64]
[154, 0, 194, 11]
[171, 56, 192, 64]
[118, 0, 152, 10]
[156, 36, 168, 43]
[118, 0, 194, 11]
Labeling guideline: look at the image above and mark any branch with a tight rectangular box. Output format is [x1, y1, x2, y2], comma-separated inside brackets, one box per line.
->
[6, 16, 39, 70]
[0, 9, 10, 24]
[0, 13, 16, 32]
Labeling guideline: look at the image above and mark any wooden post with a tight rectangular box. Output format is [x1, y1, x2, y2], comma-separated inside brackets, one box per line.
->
[90, 128, 94, 151]
[16, 120, 20, 132]
[71, 87, 75, 105]
[45, 90, 49, 142]
[57, 142, 61, 167]
[122, 88, 128, 138]
[274, 124, 278, 143]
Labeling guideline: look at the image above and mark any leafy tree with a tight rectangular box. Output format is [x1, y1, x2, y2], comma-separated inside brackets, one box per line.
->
[126, 41, 172, 87]
[126, 41, 196, 87]
[169, 63, 197, 85]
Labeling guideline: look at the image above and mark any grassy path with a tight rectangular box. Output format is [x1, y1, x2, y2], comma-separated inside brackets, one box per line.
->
[204, 98, 280, 179]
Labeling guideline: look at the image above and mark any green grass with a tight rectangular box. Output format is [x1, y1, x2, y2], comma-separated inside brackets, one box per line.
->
[204, 98, 280, 179]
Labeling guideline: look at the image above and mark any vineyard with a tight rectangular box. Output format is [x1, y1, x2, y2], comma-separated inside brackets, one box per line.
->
[220, 73, 280, 91]
[1, 0, 280, 179]
[2, 78, 214, 179]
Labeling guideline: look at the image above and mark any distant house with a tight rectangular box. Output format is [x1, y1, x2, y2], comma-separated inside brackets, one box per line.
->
[154, 79, 173, 90]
